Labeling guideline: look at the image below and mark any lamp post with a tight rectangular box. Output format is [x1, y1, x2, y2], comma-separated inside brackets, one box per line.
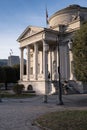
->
[57, 41, 64, 105]
[0, 86, 2, 102]
[0, 96, 2, 102]
[57, 25, 64, 105]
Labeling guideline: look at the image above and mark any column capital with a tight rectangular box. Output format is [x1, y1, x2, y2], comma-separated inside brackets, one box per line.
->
[19, 47, 25, 52]
[43, 40, 49, 52]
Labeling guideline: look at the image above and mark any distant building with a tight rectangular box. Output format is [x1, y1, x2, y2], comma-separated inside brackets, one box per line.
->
[0, 59, 8, 66]
[8, 55, 20, 66]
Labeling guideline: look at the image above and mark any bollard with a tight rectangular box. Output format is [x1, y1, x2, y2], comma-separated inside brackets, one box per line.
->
[43, 95, 47, 103]
[0, 98, 2, 102]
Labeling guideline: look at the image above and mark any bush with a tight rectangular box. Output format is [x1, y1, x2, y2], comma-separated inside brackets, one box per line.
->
[13, 84, 24, 95]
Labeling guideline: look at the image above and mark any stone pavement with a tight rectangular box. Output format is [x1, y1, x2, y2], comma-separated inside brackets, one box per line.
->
[0, 94, 87, 130]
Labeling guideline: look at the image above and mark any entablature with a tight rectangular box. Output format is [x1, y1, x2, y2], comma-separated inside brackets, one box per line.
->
[18, 26, 59, 48]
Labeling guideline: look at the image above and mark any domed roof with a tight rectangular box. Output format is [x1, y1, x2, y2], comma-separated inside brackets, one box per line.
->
[49, 4, 87, 21]
[56, 4, 80, 13]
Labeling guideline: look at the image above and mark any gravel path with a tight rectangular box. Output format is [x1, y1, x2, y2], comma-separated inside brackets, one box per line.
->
[0, 94, 87, 130]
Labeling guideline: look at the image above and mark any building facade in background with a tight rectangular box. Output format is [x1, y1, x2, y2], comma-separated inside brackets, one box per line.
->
[17, 5, 87, 95]
[8, 55, 20, 67]
[0, 59, 8, 66]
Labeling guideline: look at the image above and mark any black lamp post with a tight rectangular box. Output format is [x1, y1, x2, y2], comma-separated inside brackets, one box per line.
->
[0, 88, 2, 102]
[57, 25, 64, 105]
[57, 42, 63, 105]
[0, 97, 2, 102]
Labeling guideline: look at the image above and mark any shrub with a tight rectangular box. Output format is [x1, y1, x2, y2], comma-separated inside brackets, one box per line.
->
[13, 84, 24, 95]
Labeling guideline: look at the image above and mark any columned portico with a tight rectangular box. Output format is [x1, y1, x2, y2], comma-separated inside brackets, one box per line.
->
[18, 24, 80, 95]
[19, 28, 58, 95]
[17, 27, 58, 95]
[18, 26, 76, 95]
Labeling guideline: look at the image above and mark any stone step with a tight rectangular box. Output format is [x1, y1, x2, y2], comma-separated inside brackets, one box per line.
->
[22, 90, 36, 94]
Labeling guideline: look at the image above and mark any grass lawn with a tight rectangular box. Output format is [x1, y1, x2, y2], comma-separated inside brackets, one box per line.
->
[0, 91, 36, 98]
[36, 110, 87, 130]
[1, 93, 36, 98]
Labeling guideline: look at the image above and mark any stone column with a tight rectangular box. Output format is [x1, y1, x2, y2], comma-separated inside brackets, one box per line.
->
[33, 43, 38, 80]
[20, 48, 24, 80]
[26, 45, 30, 80]
[49, 49, 52, 80]
[43, 40, 48, 80]
[43, 40, 49, 103]
[39, 51, 43, 74]
[69, 50, 74, 80]
[68, 40, 74, 80]
[42, 51, 43, 73]
[54, 47, 57, 80]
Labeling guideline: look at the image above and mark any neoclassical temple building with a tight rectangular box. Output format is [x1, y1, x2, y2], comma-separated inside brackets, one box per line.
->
[17, 5, 87, 95]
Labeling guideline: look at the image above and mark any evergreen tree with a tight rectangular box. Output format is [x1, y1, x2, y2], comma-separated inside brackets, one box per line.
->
[0, 67, 5, 83]
[13, 64, 20, 81]
[72, 22, 87, 82]
[3, 66, 17, 90]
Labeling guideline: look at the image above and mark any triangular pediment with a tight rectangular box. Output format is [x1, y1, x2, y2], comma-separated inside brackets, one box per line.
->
[17, 26, 44, 41]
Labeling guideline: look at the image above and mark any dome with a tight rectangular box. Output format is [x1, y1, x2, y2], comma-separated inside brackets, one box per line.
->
[49, 5, 87, 29]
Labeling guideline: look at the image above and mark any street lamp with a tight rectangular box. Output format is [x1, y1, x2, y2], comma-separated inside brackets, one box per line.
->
[57, 41, 64, 105]
[57, 25, 64, 105]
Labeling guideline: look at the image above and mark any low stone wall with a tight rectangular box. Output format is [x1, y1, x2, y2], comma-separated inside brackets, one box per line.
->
[19, 80, 55, 95]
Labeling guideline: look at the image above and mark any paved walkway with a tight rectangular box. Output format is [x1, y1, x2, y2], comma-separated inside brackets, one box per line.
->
[0, 94, 87, 130]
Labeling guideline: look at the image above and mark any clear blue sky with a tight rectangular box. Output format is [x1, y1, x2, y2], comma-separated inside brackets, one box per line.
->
[0, 0, 87, 59]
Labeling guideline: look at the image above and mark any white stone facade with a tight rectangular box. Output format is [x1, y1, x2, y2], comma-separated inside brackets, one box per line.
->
[17, 5, 87, 95]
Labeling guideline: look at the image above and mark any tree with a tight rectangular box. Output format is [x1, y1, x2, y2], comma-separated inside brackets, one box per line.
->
[3, 66, 17, 90]
[72, 22, 87, 82]
[0, 67, 6, 83]
[13, 64, 20, 81]
[13, 84, 24, 95]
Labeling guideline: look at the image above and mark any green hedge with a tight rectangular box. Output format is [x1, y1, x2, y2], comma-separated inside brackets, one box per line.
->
[13, 84, 24, 95]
